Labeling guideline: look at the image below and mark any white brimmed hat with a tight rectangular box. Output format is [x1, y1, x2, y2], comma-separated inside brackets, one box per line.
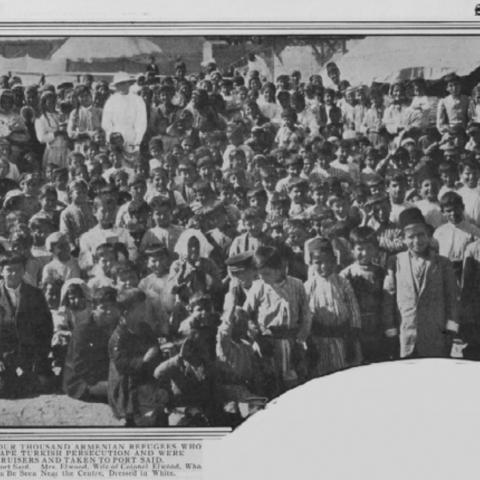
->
[111, 72, 135, 86]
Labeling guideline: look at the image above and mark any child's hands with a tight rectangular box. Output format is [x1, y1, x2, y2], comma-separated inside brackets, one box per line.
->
[143, 345, 160, 363]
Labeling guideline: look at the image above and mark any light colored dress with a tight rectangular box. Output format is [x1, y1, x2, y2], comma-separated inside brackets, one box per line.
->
[304, 272, 362, 377]
[35, 112, 70, 172]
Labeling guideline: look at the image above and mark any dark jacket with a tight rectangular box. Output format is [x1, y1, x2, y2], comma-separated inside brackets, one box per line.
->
[63, 315, 112, 401]
[108, 320, 161, 419]
[0, 281, 53, 375]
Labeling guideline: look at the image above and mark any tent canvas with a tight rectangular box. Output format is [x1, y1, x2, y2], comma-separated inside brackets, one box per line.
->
[319, 36, 480, 85]
[51, 37, 168, 74]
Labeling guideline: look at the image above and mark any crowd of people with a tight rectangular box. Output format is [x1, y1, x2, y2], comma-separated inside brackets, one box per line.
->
[0, 51, 480, 427]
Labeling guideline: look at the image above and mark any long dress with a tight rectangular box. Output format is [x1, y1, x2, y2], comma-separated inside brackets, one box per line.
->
[304, 272, 362, 377]
[35, 112, 70, 172]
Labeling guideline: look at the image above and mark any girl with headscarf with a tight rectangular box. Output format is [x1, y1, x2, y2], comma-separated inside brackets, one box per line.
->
[59, 278, 93, 332]
[168, 228, 223, 303]
[35, 91, 70, 173]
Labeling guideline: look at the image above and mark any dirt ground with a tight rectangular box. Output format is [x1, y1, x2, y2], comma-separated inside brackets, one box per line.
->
[0, 393, 124, 426]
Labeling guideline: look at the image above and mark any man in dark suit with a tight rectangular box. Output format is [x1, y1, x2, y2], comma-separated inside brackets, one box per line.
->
[0, 251, 53, 397]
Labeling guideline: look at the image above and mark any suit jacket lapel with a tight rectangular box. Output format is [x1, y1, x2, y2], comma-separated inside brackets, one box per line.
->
[0, 283, 13, 317]
[418, 252, 437, 300]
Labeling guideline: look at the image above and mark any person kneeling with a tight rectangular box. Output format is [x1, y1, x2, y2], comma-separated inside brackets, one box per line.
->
[63, 287, 120, 403]
[108, 288, 169, 427]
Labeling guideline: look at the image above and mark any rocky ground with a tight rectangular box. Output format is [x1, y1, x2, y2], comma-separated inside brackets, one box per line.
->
[0, 393, 124, 426]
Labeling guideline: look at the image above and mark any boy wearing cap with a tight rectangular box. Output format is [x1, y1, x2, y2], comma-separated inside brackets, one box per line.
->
[383, 208, 459, 358]
[0, 251, 53, 397]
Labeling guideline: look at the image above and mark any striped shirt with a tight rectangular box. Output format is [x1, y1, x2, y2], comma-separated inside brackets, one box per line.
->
[243, 277, 311, 341]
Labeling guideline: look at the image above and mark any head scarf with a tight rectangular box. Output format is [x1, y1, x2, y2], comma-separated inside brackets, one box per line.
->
[60, 278, 92, 308]
[174, 229, 214, 259]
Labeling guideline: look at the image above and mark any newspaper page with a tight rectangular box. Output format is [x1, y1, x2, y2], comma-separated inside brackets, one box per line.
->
[0, 2, 478, 478]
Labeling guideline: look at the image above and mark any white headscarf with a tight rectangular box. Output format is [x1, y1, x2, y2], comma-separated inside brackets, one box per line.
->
[174, 229, 213, 259]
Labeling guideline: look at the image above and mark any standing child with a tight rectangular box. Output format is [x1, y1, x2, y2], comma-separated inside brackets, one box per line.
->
[385, 171, 414, 224]
[243, 246, 311, 394]
[275, 155, 303, 195]
[340, 227, 387, 364]
[42, 232, 82, 283]
[456, 159, 480, 227]
[29, 216, 54, 261]
[438, 161, 459, 200]
[78, 195, 137, 273]
[287, 179, 310, 217]
[383, 208, 459, 358]
[32, 184, 61, 230]
[229, 207, 274, 256]
[138, 245, 177, 317]
[433, 191, 480, 282]
[19, 173, 41, 218]
[87, 243, 117, 289]
[52, 167, 69, 206]
[414, 171, 446, 229]
[437, 73, 470, 135]
[115, 174, 148, 229]
[140, 196, 184, 255]
[59, 179, 97, 254]
[304, 237, 362, 377]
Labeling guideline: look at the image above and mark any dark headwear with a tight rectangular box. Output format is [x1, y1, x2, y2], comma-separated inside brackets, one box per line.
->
[398, 208, 427, 230]
[307, 237, 334, 257]
[225, 251, 255, 272]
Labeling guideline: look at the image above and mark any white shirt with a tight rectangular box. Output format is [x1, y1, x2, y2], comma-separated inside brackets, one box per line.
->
[5, 283, 21, 309]
[101, 93, 147, 150]
[78, 225, 138, 272]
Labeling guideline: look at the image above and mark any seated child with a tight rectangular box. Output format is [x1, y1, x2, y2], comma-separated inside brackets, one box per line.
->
[169, 230, 223, 306]
[42, 232, 82, 283]
[108, 288, 169, 427]
[63, 286, 120, 403]
[138, 245, 176, 317]
[154, 334, 220, 427]
[177, 293, 221, 360]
